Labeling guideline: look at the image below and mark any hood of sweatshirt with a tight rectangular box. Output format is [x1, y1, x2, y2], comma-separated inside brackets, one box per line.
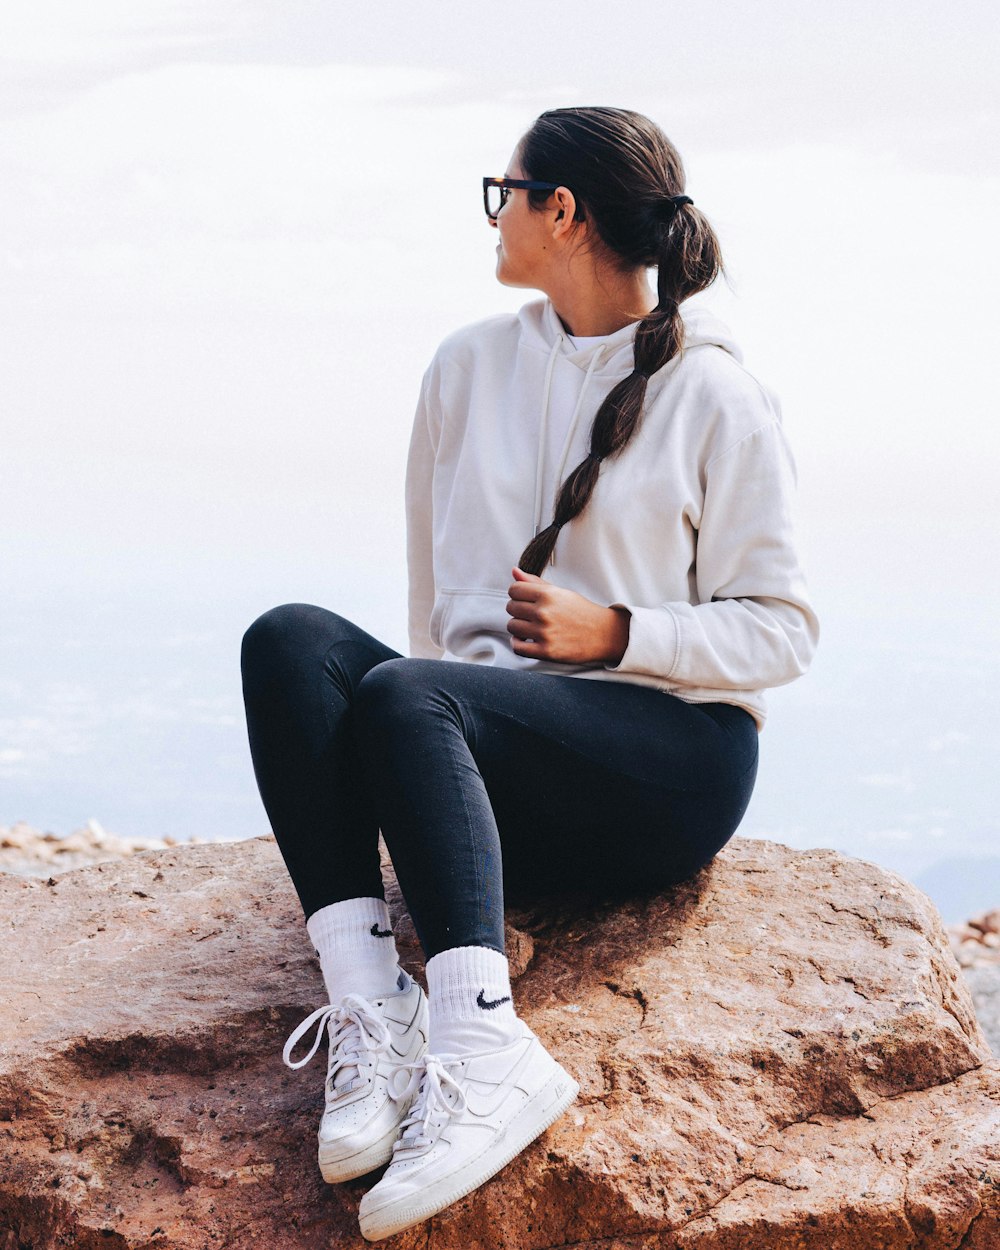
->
[516, 297, 743, 375]
[512, 298, 743, 539]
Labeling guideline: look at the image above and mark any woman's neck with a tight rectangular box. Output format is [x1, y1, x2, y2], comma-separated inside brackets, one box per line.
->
[547, 265, 656, 338]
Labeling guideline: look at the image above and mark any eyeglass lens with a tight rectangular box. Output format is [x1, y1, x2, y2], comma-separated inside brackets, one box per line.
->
[485, 184, 506, 218]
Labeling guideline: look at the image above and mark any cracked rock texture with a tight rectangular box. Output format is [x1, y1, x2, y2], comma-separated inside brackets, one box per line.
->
[1, 835, 998, 1249]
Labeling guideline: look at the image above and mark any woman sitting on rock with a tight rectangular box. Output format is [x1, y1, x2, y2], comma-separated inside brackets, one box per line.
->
[240, 105, 819, 1241]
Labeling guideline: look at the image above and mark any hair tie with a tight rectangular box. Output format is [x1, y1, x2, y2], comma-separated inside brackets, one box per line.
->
[654, 194, 693, 223]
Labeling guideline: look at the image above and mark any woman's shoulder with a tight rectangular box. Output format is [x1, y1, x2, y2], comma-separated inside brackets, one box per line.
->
[674, 306, 764, 392]
[681, 341, 779, 414]
[649, 307, 786, 453]
[425, 302, 540, 365]
[428, 301, 544, 374]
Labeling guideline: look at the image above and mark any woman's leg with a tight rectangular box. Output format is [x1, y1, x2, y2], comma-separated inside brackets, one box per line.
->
[241, 602, 416, 1008]
[352, 655, 756, 1068]
[240, 602, 402, 915]
[242, 605, 430, 1188]
[355, 660, 757, 1240]
[352, 657, 758, 960]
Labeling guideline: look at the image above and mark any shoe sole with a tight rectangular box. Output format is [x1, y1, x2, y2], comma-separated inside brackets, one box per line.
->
[358, 1066, 579, 1240]
[316, 989, 429, 1185]
[319, 1119, 401, 1184]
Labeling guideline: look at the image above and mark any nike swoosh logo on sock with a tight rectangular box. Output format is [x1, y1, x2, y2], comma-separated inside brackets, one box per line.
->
[476, 989, 512, 1011]
[370, 923, 393, 938]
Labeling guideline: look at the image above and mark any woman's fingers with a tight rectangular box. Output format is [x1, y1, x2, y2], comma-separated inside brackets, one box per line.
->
[508, 567, 547, 601]
[510, 636, 547, 658]
[506, 581, 542, 602]
[506, 617, 540, 640]
[505, 597, 540, 619]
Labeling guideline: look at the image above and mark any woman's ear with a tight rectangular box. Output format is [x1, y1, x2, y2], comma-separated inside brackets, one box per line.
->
[550, 186, 581, 239]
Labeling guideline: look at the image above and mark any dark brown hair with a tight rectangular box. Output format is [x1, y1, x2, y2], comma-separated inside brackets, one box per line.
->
[515, 107, 724, 575]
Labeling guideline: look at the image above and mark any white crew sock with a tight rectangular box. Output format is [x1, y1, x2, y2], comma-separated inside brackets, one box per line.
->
[306, 897, 406, 1007]
[425, 945, 523, 1059]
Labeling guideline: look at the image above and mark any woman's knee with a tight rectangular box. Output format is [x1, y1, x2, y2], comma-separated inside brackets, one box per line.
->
[354, 658, 445, 737]
[241, 603, 344, 680]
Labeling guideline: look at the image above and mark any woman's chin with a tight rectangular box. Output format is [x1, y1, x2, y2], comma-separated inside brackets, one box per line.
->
[495, 260, 527, 289]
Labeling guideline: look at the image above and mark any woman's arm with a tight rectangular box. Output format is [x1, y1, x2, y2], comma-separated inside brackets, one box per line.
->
[504, 419, 818, 688]
[607, 420, 819, 690]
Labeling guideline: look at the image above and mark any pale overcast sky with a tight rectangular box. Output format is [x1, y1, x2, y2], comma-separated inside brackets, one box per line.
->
[2, 0, 998, 914]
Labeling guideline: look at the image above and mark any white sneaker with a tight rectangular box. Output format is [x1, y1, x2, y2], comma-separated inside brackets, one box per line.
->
[282, 974, 428, 1183]
[357, 1023, 579, 1240]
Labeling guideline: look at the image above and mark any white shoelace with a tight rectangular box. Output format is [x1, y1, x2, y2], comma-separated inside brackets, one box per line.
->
[282, 994, 393, 1095]
[387, 1055, 468, 1155]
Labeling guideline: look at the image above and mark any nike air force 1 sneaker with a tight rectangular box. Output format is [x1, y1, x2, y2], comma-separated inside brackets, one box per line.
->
[282, 974, 429, 1183]
[358, 1023, 578, 1240]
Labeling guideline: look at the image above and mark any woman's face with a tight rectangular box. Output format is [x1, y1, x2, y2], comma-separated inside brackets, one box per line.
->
[491, 148, 556, 291]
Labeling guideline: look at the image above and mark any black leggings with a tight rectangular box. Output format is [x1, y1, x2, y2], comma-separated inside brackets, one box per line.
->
[240, 604, 759, 960]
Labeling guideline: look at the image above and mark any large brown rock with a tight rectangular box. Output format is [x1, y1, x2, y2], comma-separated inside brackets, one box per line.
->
[1, 835, 997, 1249]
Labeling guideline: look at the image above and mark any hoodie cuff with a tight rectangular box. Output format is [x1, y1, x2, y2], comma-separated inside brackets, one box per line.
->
[603, 603, 682, 681]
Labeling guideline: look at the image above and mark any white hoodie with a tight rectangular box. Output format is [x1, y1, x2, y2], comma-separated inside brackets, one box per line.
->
[405, 298, 819, 729]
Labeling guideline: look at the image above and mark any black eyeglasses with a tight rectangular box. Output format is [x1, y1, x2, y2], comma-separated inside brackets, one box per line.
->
[482, 176, 563, 221]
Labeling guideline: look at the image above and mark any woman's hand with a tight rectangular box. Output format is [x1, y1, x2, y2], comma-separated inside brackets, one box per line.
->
[505, 567, 631, 665]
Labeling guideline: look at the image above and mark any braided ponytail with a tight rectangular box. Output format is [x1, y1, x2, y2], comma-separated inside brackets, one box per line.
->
[515, 109, 723, 576]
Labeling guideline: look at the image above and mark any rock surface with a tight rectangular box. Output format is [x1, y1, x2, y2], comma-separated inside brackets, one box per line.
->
[1, 835, 998, 1249]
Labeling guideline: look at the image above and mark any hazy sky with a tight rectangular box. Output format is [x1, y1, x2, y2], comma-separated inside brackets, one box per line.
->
[2, 1, 999, 912]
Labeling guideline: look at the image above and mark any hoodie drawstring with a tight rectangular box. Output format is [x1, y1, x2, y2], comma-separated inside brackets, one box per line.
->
[532, 336, 563, 539]
[553, 347, 606, 493]
[532, 344, 608, 559]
